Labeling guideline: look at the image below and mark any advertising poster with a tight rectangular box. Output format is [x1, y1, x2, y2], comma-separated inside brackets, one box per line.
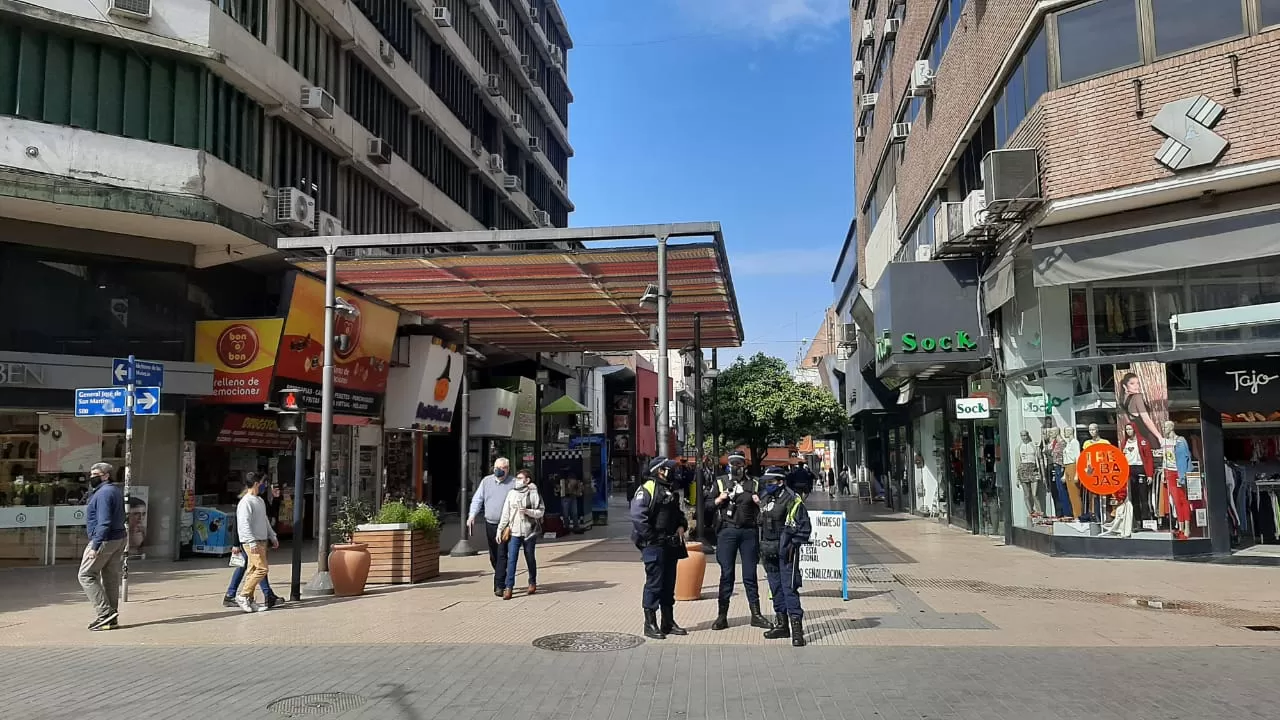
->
[797, 510, 848, 599]
[37, 414, 103, 474]
[384, 336, 463, 431]
[273, 273, 398, 415]
[127, 485, 149, 554]
[512, 377, 538, 442]
[194, 318, 285, 404]
[180, 442, 195, 549]
[1113, 362, 1169, 464]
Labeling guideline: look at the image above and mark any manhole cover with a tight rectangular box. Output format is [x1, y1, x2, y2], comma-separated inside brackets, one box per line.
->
[533, 631, 645, 652]
[267, 692, 367, 717]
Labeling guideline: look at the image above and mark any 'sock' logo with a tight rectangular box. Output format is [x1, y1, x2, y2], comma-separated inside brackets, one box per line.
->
[1152, 95, 1228, 171]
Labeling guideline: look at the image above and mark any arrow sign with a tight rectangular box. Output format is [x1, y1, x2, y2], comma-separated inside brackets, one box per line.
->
[133, 387, 161, 415]
[112, 358, 165, 388]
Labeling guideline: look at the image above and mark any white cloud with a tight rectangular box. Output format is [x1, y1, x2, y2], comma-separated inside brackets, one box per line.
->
[731, 248, 836, 276]
[673, 0, 847, 38]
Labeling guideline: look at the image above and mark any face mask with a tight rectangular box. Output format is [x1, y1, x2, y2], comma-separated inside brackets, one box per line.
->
[494, 468, 506, 478]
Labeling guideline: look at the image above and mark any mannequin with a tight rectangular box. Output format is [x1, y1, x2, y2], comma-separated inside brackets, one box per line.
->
[1122, 423, 1154, 528]
[1161, 420, 1193, 539]
[1079, 423, 1109, 520]
[1100, 426, 1133, 539]
[1058, 426, 1080, 519]
[1044, 427, 1066, 518]
[1017, 430, 1043, 516]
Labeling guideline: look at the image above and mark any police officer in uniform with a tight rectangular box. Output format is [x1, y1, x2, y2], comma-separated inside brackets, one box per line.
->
[630, 457, 689, 640]
[759, 466, 812, 647]
[709, 453, 771, 631]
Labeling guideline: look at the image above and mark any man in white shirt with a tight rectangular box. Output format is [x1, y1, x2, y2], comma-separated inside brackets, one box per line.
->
[235, 473, 279, 613]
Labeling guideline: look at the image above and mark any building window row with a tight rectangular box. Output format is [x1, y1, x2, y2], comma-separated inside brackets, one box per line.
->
[212, 0, 269, 44]
[343, 167, 432, 236]
[409, 117, 470, 211]
[923, 0, 968, 70]
[495, 0, 570, 126]
[993, 26, 1047, 148]
[862, 158, 896, 231]
[206, 76, 265, 179]
[346, 56, 410, 156]
[271, 119, 339, 215]
[351, 0, 415, 61]
[278, 0, 341, 94]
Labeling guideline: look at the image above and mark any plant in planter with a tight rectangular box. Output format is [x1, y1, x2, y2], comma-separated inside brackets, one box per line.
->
[354, 501, 441, 583]
[328, 498, 373, 597]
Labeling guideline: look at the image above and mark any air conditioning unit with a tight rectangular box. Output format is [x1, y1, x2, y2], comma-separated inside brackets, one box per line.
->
[526, 67, 539, 84]
[884, 18, 900, 39]
[486, 73, 501, 95]
[488, 153, 505, 173]
[915, 245, 934, 262]
[889, 122, 910, 143]
[470, 135, 485, 156]
[528, 136, 541, 152]
[503, 174, 523, 192]
[519, 54, 531, 70]
[108, 0, 151, 20]
[300, 86, 335, 119]
[510, 113, 523, 128]
[378, 40, 395, 66]
[533, 209, 551, 227]
[367, 137, 392, 165]
[935, 201, 966, 246]
[861, 19, 875, 45]
[853, 60, 865, 80]
[274, 187, 316, 230]
[528, 6, 539, 21]
[497, 18, 510, 35]
[315, 210, 344, 237]
[909, 60, 935, 98]
[841, 323, 858, 344]
[963, 190, 989, 232]
[555, 177, 565, 191]
[432, 6, 452, 27]
[859, 93, 878, 110]
[855, 126, 867, 143]
[982, 148, 1041, 205]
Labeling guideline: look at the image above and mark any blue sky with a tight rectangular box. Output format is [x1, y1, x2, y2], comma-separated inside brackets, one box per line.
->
[558, 0, 853, 368]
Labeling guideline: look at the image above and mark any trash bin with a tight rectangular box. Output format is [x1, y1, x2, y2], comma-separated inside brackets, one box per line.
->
[674, 542, 707, 601]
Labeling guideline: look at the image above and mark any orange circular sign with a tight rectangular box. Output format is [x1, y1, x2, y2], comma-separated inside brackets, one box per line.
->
[215, 323, 260, 369]
[1075, 444, 1130, 496]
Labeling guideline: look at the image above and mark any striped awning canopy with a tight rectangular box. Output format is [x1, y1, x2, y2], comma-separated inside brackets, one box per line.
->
[294, 242, 744, 353]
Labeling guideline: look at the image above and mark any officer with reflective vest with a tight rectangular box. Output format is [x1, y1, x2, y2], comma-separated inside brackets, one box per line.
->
[759, 466, 812, 646]
[629, 457, 689, 640]
[708, 452, 772, 631]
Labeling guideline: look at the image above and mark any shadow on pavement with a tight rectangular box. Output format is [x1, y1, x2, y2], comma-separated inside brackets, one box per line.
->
[530, 580, 617, 594]
[808, 616, 883, 641]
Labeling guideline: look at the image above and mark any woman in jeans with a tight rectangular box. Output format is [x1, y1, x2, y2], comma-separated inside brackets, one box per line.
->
[496, 469, 545, 599]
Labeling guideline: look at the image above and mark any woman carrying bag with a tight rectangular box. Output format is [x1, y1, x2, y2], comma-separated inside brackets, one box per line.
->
[496, 469, 545, 599]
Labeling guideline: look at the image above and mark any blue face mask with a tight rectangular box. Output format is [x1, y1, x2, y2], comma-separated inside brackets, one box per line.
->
[494, 468, 506, 479]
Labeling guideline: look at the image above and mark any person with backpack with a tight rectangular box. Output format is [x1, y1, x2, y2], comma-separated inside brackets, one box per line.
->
[708, 453, 771, 631]
[496, 468, 545, 599]
[629, 457, 688, 640]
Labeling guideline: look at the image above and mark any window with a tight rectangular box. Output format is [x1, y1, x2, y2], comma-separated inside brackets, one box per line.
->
[346, 57, 409, 156]
[271, 119, 339, 214]
[1151, 0, 1244, 56]
[863, 161, 896, 231]
[278, 0, 340, 93]
[1264, 0, 1280, 27]
[1055, 0, 1140, 84]
[206, 76, 264, 179]
[871, 40, 895, 94]
[212, 0, 268, 43]
[993, 26, 1047, 147]
[924, 0, 967, 69]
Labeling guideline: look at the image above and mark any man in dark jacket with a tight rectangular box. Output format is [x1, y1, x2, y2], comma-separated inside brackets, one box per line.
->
[759, 466, 813, 647]
[708, 452, 771, 630]
[80, 462, 126, 631]
[630, 457, 688, 640]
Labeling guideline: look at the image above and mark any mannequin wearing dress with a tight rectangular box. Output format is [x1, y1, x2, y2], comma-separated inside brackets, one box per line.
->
[1017, 430, 1043, 516]
[1162, 420, 1193, 538]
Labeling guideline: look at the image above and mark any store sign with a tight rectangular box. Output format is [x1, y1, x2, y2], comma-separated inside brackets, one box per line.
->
[194, 318, 284, 404]
[1075, 444, 1129, 496]
[900, 331, 978, 353]
[469, 388, 519, 438]
[385, 337, 463, 431]
[213, 413, 294, 450]
[1200, 360, 1280, 416]
[1151, 95, 1228, 172]
[954, 397, 990, 420]
[511, 377, 538, 443]
[875, 330, 891, 362]
[0, 362, 45, 386]
[1021, 393, 1068, 418]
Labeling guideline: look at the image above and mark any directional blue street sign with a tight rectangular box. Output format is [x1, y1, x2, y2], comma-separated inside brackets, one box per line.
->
[112, 358, 165, 387]
[75, 387, 162, 417]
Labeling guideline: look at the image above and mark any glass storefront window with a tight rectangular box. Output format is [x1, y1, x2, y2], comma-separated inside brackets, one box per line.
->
[911, 411, 945, 518]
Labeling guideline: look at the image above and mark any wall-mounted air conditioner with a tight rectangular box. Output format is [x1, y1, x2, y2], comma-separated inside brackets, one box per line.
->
[915, 244, 934, 262]
[528, 6, 539, 21]
[108, 0, 151, 21]
[910, 60, 934, 97]
[982, 149, 1041, 205]
[528, 136, 541, 152]
[935, 202, 966, 246]
[367, 137, 392, 165]
[300, 86, 335, 119]
[859, 93, 878, 109]
[853, 60, 865, 80]
[488, 153, 505, 173]
[486, 73, 501, 95]
[520, 54, 531, 70]
[533, 209, 551, 227]
[470, 135, 485, 156]
[497, 18, 509, 35]
[889, 122, 910, 143]
[883, 19, 900, 39]
[503, 174, 523, 192]
[861, 19, 875, 45]
[316, 211, 344, 237]
[510, 113, 523, 128]
[378, 40, 395, 66]
[274, 188, 316, 230]
[855, 126, 867, 143]
[963, 190, 989, 232]
[432, 6, 452, 27]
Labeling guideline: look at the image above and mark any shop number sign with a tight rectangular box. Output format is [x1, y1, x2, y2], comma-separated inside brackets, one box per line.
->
[1076, 444, 1130, 496]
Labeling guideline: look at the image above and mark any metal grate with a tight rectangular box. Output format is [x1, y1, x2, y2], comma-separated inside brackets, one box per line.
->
[533, 632, 645, 653]
[267, 693, 367, 717]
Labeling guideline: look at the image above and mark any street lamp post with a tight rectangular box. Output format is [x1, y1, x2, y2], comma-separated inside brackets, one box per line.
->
[450, 319, 478, 557]
[307, 247, 339, 596]
[655, 234, 670, 458]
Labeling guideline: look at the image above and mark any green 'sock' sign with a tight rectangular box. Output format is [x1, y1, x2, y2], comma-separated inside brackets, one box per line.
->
[900, 331, 978, 353]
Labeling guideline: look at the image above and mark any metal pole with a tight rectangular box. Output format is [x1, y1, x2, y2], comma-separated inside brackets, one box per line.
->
[307, 249, 337, 595]
[450, 320, 478, 556]
[534, 352, 543, 481]
[290, 433, 306, 600]
[711, 348, 720, 463]
[656, 234, 670, 458]
[120, 355, 135, 603]
[692, 313, 704, 542]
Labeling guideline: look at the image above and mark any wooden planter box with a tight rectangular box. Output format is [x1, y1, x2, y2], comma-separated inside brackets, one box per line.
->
[352, 523, 440, 584]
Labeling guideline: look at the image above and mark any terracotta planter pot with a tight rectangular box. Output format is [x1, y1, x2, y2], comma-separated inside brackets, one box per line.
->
[328, 543, 371, 596]
[674, 542, 708, 601]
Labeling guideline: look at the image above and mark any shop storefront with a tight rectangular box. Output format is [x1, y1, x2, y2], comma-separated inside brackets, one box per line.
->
[383, 335, 464, 505]
[0, 351, 213, 566]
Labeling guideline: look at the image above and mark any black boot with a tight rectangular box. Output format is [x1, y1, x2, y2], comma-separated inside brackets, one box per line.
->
[762, 614, 789, 639]
[749, 602, 773, 629]
[660, 606, 688, 636]
[643, 609, 665, 640]
[790, 616, 806, 647]
[711, 599, 730, 631]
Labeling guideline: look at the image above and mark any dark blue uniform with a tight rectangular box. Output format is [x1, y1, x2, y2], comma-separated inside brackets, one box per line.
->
[630, 471, 688, 639]
[707, 473, 771, 630]
[760, 475, 812, 646]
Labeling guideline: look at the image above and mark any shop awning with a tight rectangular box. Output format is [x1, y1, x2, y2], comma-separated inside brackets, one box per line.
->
[542, 395, 590, 415]
[279, 223, 744, 354]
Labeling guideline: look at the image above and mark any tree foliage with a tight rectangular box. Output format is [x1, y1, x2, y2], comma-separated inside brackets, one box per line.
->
[707, 353, 847, 472]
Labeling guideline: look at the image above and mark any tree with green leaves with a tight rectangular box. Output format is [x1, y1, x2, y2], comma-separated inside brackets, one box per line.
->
[706, 353, 847, 473]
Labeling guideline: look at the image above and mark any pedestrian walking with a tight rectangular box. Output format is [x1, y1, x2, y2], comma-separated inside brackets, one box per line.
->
[629, 457, 688, 640]
[497, 469, 545, 599]
[233, 473, 279, 613]
[79, 462, 126, 631]
[708, 453, 771, 631]
[826, 467, 836, 495]
[838, 466, 851, 497]
[759, 466, 813, 646]
[559, 473, 581, 530]
[222, 473, 284, 609]
[467, 457, 516, 597]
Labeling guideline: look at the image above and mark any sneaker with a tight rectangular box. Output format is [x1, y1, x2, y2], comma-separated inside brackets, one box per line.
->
[222, 595, 237, 608]
[264, 595, 284, 610]
[235, 596, 259, 614]
[87, 611, 118, 631]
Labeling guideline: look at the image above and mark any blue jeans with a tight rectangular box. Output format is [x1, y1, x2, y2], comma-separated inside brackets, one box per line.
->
[1052, 465, 1071, 518]
[562, 498, 579, 527]
[227, 560, 275, 598]
[505, 535, 538, 589]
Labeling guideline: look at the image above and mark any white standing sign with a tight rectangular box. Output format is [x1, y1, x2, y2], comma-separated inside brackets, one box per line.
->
[797, 510, 848, 600]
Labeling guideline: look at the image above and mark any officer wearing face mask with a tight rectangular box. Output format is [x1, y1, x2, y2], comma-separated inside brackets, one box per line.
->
[759, 466, 812, 647]
[708, 453, 771, 631]
[630, 457, 689, 640]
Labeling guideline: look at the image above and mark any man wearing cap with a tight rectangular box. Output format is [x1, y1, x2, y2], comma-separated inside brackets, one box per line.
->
[708, 452, 771, 631]
[759, 466, 813, 646]
[79, 462, 126, 631]
[630, 457, 689, 640]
